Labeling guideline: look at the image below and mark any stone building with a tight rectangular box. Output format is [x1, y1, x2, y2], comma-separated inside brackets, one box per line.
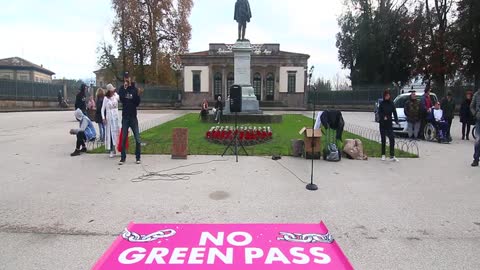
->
[180, 43, 310, 108]
[0, 57, 55, 83]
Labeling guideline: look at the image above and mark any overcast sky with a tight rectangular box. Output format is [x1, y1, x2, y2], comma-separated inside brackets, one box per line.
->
[0, 0, 348, 83]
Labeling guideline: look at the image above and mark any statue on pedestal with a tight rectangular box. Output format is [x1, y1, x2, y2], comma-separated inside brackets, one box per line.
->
[234, 0, 252, 41]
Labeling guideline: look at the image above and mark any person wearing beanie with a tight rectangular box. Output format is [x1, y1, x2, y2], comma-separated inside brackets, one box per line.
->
[75, 84, 87, 115]
[441, 91, 455, 142]
[70, 109, 97, 156]
[118, 72, 142, 165]
[378, 89, 399, 162]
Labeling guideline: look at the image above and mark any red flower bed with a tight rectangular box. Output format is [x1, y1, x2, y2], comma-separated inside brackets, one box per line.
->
[206, 126, 273, 146]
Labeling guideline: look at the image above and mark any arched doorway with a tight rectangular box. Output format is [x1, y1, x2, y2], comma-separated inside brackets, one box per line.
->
[266, 73, 275, 101]
[253, 73, 262, 100]
[213, 72, 222, 99]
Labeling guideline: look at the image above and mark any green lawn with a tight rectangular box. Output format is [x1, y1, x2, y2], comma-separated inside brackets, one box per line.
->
[92, 113, 416, 158]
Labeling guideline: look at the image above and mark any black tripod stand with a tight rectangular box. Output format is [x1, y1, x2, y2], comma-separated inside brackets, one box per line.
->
[306, 66, 318, 191]
[221, 112, 248, 162]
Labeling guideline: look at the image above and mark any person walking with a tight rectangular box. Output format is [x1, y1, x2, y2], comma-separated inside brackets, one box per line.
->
[379, 89, 399, 162]
[57, 90, 63, 107]
[470, 89, 480, 167]
[75, 84, 87, 115]
[95, 88, 105, 142]
[404, 90, 421, 140]
[441, 91, 455, 142]
[102, 85, 121, 158]
[460, 91, 475, 140]
[118, 72, 141, 165]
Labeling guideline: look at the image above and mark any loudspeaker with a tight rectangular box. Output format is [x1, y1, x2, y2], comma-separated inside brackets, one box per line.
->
[229, 85, 242, 113]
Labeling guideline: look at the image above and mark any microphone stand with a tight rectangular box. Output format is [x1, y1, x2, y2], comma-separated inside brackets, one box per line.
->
[306, 66, 318, 191]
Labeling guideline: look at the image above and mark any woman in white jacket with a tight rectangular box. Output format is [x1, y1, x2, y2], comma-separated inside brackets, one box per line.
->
[102, 85, 120, 158]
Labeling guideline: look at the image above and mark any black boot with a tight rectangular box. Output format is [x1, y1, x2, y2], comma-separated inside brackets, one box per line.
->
[80, 147, 87, 153]
[472, 160, 479, 167]
[71, 149, 81, 157]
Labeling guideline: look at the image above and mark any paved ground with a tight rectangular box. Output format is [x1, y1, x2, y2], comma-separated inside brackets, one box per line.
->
[0, 110, 478, 270]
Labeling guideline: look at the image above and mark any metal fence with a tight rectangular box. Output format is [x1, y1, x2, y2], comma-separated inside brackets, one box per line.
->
[0, 79, 179, 104]
[307, 85, 475, 106]
[0, 79, 64, 101]
[141, 85, 178, 103]
[307, 88, 390, 105]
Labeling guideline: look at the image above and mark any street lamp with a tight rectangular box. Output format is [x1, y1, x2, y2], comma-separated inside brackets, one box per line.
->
[171, 63, 183, 104]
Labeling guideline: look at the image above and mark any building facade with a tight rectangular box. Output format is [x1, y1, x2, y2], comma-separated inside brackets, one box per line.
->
[0, 57, 55, 83]
[180, 43, 310, 108]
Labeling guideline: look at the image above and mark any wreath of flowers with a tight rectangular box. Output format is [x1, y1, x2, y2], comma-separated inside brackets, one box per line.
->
[206, 126, 273, 146]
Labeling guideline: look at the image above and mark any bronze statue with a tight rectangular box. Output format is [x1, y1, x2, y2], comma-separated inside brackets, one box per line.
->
[234, 0, 252, 41]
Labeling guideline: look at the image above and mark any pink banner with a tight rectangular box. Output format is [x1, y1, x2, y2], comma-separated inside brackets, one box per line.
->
[92, 222, 353, 269]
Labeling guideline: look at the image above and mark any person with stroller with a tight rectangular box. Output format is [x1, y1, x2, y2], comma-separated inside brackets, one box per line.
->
[431, 101, 449, 143]
[441, 91, 455, 142]
[378, 89, 399, 162]
[471, 89, 480, 167]
[70, 109, 96, 157]
[404, 90, 421, 140]
[460, 91, 475, 140]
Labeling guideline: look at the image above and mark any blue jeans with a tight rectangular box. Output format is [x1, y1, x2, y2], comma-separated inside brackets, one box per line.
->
[121, 117, 141, 161]
[97, 123, 105, 141]
[474, 121, 480, 162]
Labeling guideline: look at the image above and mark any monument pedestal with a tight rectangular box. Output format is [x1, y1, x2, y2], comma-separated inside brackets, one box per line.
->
[225, 41, 261, 115]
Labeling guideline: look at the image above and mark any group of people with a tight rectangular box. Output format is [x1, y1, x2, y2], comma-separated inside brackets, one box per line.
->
[403, 87, 455, 143]
[71, 72, 142, 165]
[378, 86, 480, 167]
[200, 96, 224, 123]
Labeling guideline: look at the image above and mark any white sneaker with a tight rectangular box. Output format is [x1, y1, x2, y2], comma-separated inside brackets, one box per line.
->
[381, 155, 386, 161]
[390, 157, 399, 162]
[136, 160, 141, 164]
[109, 151, 115, 158]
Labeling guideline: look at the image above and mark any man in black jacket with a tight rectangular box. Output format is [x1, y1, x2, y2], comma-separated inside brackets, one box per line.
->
[441, 91, 455, 142]
[118, 72, 141, 165]
[75, 84, 87, 115]
[378, 90, 399, 161]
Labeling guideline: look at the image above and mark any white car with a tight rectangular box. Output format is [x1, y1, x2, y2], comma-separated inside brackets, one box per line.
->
[392, 93, 438, 134]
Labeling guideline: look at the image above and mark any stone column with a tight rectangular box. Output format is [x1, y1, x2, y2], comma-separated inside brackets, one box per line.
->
[230, 40, 260, 114]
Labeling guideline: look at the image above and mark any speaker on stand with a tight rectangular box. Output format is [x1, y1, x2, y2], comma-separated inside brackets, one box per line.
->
[222, 85, 248, 162]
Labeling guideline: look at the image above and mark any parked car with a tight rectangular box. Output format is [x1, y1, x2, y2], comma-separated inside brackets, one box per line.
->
[392, 92, 438, 134]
